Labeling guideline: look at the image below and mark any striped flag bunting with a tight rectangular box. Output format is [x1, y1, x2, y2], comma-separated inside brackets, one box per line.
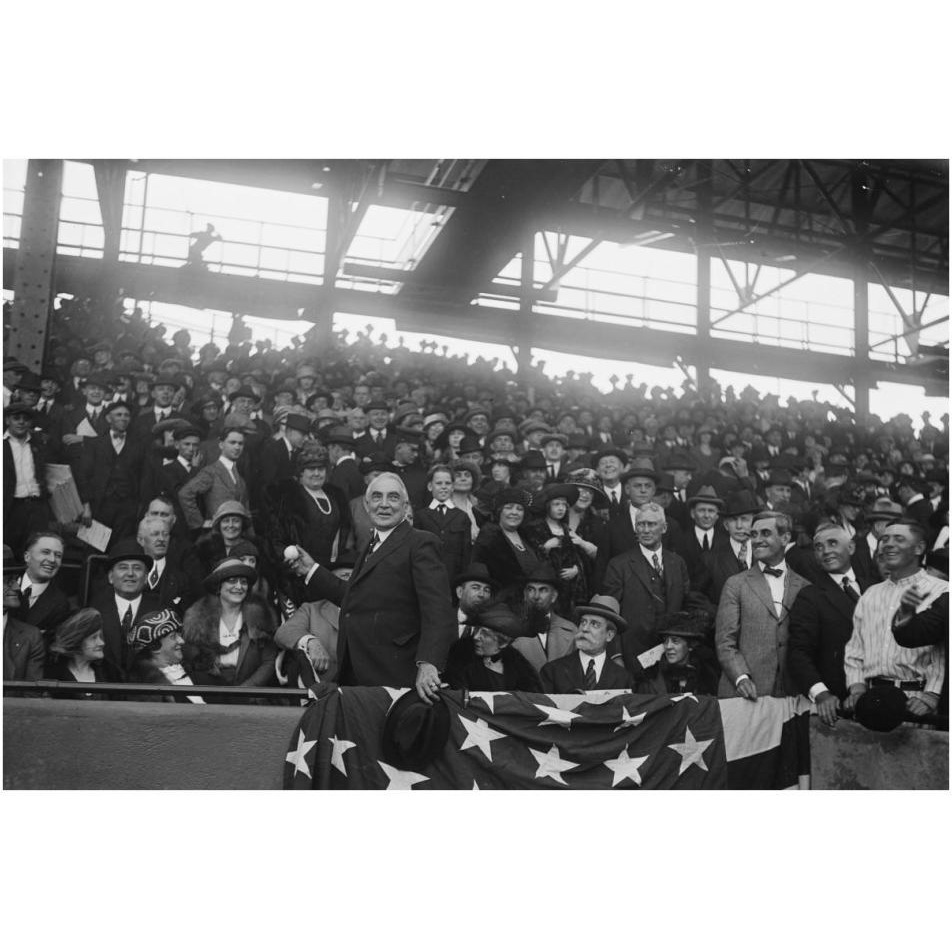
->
[283, 685, 812, 790]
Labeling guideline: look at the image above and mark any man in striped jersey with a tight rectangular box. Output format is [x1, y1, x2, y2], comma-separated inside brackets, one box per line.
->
[843, 519, 947, 719]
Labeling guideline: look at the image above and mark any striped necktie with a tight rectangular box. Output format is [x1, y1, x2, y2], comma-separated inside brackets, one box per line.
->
[583, 658, 597, 690]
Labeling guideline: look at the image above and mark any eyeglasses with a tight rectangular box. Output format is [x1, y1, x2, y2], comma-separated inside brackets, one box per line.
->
[223, 577, 249, 588]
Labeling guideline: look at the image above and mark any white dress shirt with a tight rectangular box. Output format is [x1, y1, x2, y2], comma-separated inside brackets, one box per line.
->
[4, 431, 40, 497]
[757, 560, 787, 615]
[578, 649, 607, 681]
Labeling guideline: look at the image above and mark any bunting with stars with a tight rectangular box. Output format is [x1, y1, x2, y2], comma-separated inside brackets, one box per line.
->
[283, 684, 812, 790]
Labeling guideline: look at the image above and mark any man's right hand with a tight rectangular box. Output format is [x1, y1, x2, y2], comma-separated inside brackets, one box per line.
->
[843, 686, 866, 712]
[814, 690, 839, 727]
[62, 433, 84, 446]
[304, 637, 330, 673]
[736, 678, 758, 701]
[286, 546, 316, 578]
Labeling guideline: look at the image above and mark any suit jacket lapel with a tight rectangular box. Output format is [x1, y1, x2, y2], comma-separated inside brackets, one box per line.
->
[351, 521, 409, 585]
[780, 571, 806, 621]
[818, 573, 855, 622]
[748, 568, 778, 619]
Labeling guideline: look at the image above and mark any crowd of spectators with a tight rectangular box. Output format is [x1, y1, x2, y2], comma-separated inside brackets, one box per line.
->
[3, 291, 948, 730]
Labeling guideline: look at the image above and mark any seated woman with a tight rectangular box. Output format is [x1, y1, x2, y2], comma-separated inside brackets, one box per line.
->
[126, 608, 208, 703]
[634, 611, 720, 696]
[45, 608, 123, 699]
[194, 500, 256, 574]
[444, 602, 542, 693]
[472, 488, 535, 591]
[182, 557, 278, 700]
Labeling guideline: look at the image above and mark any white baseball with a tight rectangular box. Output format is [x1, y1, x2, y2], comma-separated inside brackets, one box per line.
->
[283, 545, 300, 561]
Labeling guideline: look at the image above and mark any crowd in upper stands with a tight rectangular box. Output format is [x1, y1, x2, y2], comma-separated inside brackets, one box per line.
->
[3, 290, 948, 727]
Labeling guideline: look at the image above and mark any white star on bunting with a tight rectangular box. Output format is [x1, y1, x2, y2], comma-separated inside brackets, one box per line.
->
[603, 747, 650, 787]
[667, 727, 713, 776]
[534, 702, 583, 728]
[529, 745, 579, 785]
[378, 761, 430, 790]
[468, 691, 508, 714]
[458, 714, 507, 762]
[669, 693, 700, 704]
[544, 694, 588, 712]
[329, 735, 356, 776]
[613, 703, 647, 732]
[383, 687, 410, 711]
[285, 729, 317, 779]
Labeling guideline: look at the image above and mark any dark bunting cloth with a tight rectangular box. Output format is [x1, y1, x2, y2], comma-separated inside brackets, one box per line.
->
[284, 684, 812, 790]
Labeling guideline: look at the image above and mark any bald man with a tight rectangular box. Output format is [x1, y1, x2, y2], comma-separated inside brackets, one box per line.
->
[787, 523, 871, 725]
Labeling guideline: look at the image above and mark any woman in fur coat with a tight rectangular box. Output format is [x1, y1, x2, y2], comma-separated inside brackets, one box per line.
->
[182, 557, 278, 698]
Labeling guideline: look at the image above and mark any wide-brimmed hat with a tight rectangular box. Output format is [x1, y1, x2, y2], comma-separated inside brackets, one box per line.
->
[128, 608, 183, 652]
[853, 685, 909, 733]
[229, 386, 261, 404]
[656, 610, 711, 641]
[104, 539, 154, 571]
[564, 469, 608, 506]
[723, 490, 761, 517]
[532, 482, 580, 511]
[453, 562, 496, 588]
[622, 466, 658, 485]
[323, 426, 355, 448]
[485, 425, 519, 446]
[574, 594, 627, 634]
[210, 500, 251, 529]
[203, 557, 258, 592]
[229, 539, 260, 561]
[654, 472, 677, 494]
[864, 498, 904, 521]
[49, 608, 104, 657]
[661, 451, 697, 472]
[380, 689, 451, 771]
[474, 603, 528, 640]
[687, 484, 725, 509]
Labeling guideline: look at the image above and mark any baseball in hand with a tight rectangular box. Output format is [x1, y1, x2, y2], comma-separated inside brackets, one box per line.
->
[283, 545, 300, 561]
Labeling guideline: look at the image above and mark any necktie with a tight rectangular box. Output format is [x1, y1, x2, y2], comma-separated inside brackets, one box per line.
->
[841, 577, 859, 603]
[21, 585, 33, 608]
[652, 552, 663, 576]
[374, 430, 383, 446]
[149, 567, 159, 588]
[438, 503, 446, 515]
[91, 409, 99, 423]
[121, 604, 134, 635]
[368, 530, 380, 554]
[762, 565, 783, 578]
[584, 658, 597, 690]
[737, 540, 748, 569]
[461, 624, 474, 639]
[548, 464, 556, 478]
[701, 533, 710, 552]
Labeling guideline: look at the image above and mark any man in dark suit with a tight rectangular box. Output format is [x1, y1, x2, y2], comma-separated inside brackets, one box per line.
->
[136, 515, 198, 614]
[603, 502, 692, 676]
[413, 464, 473, 591]
[325, 427, 365, 500]
[88, 539, 161, 676]
[75, 400, 148, 542]
[674, 485, 730, 600]
[788, 523, 870, 725]
[353, 400, 397, 462]
[56, 371, 111, 463]
[709, 490, 760, 604]
[511, 561, 578, 673]
[147, 424, 204, 531]
[715, 511, 810, 700]
[254, 411, 309, 502]
[128, 375, 180, 444]
[391, 429, 428, 510]
[3, 546, 45, 682]
[288, 472, 455, 702]
[605, 467, 685, 561]
[3, 403, 57, 553]
[540, 595, 632, 692]
[13, 531, 72, 639]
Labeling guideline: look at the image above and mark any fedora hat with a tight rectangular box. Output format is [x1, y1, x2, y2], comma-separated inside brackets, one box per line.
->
[522, 560, 559, 586]
[864, 498, 904, 521]
[518, 449, 547, 471]
[323, 426, 355, 448]
[574, 594, 627, 634]
[687, 484, 725, 509]
[203, 557, 258, 593]
[457, 435, 484, 457]
[724, 490, 761, 517]
[661, 451, 697, 472]
[621, 466, 658, 485]
[453, 562, 496, 588]
[380, 690, 450, 772]
[591, 446, 628, 468]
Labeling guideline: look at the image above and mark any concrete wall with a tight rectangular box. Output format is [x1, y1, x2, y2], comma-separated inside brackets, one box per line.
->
[3, 698, 948, 790]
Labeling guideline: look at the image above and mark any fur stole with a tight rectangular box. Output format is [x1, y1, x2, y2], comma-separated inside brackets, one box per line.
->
[182, 593, 276, 652]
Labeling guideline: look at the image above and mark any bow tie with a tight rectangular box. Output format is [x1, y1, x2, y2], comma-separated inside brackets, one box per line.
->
[762, 565, 784, 578]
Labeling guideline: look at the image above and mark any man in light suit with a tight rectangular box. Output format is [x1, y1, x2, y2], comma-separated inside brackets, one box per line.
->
[715, 510, 810, 699]
[287, 473, 455, 702]
[510, 561, 577, 674]
[178, 424, 249, 532]
[603, 502, 693, 676]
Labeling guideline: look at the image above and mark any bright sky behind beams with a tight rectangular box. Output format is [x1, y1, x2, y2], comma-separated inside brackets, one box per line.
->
[2, 158, 949, 421]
